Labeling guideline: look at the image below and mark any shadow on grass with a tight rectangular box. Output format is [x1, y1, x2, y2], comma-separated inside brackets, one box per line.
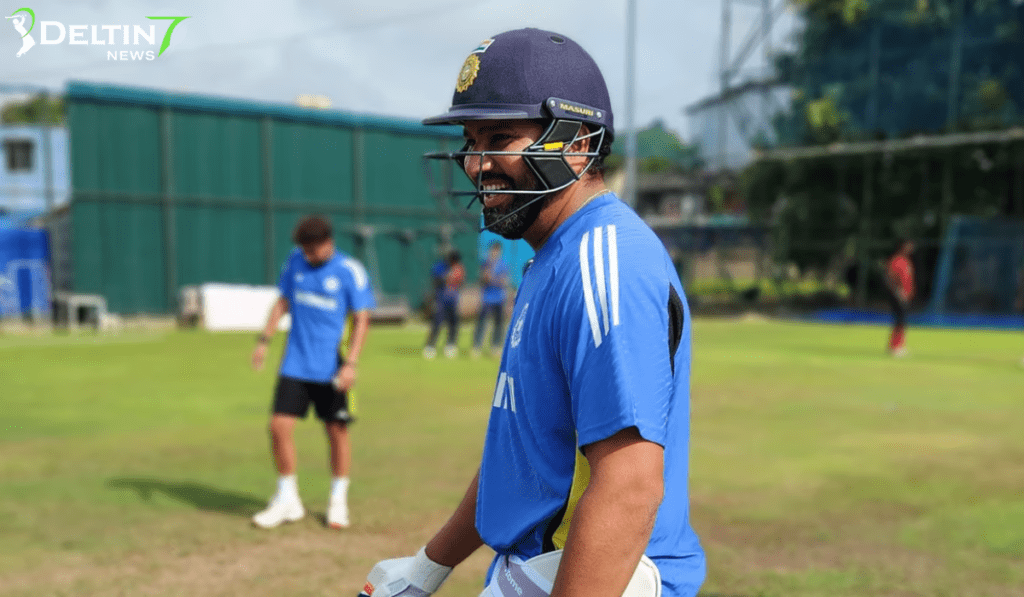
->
[107, 477, 265, 517]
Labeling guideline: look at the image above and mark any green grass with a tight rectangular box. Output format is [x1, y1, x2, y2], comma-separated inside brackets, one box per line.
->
[1, 320, 1022, 597]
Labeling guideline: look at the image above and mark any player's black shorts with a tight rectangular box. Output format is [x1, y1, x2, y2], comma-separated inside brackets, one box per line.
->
[272, 375, 354, 423]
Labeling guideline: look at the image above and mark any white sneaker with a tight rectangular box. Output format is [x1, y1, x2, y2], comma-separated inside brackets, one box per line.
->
[327, 495, 350, 529]
[890, 347, 908, 358]
[422, 346, 437, 360]
[252, 495, 304, 529]
[444, 345, 458, 359]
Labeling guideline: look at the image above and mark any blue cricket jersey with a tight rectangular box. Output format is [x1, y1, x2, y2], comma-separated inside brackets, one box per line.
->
[277, 249, 376, 383]
[480, 258, 509, 306]
[476, 193, 706, 597]
[430, 260, 448, 300]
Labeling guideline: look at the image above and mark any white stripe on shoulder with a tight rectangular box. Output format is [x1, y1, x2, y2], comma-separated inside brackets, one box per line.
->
[592, 226, 610, 336]
[342, 258, 369, 290]
[578, 231, 602, 347]
[507, 375, 516, 413]
[607, 225, 620, 326]
[492, 372, 507, 409]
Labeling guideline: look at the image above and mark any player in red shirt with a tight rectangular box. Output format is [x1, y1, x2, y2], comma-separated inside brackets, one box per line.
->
[886, 239, 915, 357]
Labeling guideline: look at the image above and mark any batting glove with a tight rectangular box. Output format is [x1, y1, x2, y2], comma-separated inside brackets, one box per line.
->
[362, 546, 453, 597]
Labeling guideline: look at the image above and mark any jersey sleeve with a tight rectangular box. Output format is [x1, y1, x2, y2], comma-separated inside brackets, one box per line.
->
[342, 257, 376, 311]
[558, 225, 685, 449]
[278, 254, 295, 301]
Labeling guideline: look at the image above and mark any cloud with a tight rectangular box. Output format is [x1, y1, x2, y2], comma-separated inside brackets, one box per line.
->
[1, 0, 799, 140]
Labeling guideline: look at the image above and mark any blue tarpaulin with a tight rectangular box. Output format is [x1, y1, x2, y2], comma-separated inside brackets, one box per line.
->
[0, 228, 52, 318]
[811, 308, 1024, 331]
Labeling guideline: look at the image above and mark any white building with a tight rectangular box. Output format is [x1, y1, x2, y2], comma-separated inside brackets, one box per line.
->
[0, 124, 69, 215]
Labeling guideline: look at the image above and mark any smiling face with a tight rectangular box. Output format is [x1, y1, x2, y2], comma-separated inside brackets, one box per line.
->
[461, 119, 547, 239]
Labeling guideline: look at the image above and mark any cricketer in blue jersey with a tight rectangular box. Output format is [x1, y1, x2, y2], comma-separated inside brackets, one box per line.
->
[251, 215, 376, 531]
[362, 28, 705, 597]
[472, 241, 510, 356]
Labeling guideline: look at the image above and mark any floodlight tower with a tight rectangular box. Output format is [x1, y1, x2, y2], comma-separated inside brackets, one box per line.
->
[715, 0, 788, 171]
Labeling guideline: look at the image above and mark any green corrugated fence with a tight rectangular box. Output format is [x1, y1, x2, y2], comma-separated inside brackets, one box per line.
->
[64, 81, 479, 315]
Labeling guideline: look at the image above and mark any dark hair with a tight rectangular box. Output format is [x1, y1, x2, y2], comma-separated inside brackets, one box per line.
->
[293, 215, 332, 246]
[448, 250, 462, 264]
[593, 129, 613, 172]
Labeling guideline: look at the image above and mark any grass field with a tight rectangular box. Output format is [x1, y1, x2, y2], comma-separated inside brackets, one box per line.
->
[1, 319, 1022, 597]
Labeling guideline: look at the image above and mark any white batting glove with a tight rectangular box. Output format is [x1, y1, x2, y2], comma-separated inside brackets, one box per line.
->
[361, 547, 453, 597]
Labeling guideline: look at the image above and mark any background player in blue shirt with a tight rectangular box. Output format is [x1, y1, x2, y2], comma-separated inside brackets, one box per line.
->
[362, 28, 705, 597]
[250, 215, 376, 530]
[472, 241, 509, 358]
[423, 250, 465, 359]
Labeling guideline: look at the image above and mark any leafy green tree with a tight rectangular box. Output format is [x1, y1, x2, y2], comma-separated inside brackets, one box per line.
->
[610, 120, 703, 174]
[747, 0, 1024, 288]
[1, 94, 65, 125]
[778, 0, 1024, 143]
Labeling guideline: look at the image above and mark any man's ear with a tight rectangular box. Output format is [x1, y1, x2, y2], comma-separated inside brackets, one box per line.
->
[567, 124, 604, 180]
[569, 124, 594, 154]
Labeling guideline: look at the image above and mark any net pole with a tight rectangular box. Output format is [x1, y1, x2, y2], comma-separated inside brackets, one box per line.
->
[855, 154, 875, 307]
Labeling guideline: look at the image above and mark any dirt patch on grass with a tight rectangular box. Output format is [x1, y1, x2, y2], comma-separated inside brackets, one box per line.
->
[7, 498, 1020, 597]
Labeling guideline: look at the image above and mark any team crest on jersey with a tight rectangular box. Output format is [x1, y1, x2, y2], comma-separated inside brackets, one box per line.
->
[323, 275, 340, 293]
[295, 273, 304, 282]
[510, 303, 529, 348]
[456, 54, 480, 93]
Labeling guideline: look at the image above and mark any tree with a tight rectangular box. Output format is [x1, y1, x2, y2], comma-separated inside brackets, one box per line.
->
[778, 0, 1024, 144]
[1, 94, 65, 125]
[609, 120, 702, 174]
[745, 0, 1024, 288]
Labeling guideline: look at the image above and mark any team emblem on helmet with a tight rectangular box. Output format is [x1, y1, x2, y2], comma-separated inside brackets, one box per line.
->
[456, 54, 480, 93]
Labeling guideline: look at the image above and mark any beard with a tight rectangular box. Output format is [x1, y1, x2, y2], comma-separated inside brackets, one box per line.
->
[480, 175, 547, 240]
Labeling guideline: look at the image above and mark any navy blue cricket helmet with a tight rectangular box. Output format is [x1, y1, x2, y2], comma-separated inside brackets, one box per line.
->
[424, 28, 614, 136]
[423, 28, 614, 230]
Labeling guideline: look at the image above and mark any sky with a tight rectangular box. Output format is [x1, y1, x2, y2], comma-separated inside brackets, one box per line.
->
[0, 0, 799, 141]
